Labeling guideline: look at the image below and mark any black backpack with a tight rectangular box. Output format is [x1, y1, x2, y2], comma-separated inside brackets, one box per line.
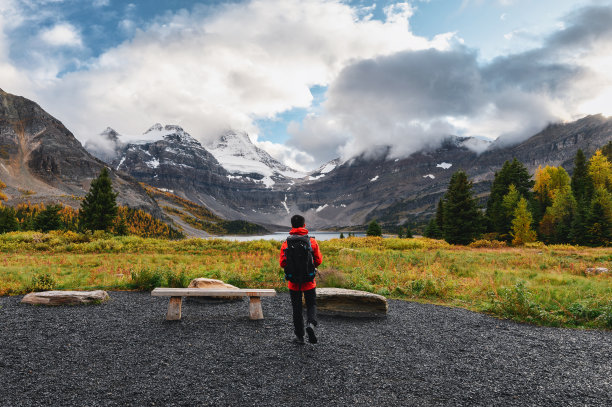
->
[283, 235, 317, 285]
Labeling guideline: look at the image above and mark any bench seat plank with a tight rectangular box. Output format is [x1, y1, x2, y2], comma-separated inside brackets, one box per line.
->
[151, 288, 276, 297]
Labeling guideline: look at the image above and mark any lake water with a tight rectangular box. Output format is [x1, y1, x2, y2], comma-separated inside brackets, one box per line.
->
[214, 231, 365, 241]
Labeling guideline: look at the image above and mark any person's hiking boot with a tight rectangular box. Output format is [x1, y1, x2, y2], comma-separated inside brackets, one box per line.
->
[306, 323, 318, 344]
[293, 336, 305, 345]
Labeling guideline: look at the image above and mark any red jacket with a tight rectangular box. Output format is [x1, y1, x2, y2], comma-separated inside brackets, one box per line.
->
[279, 227, 322, 291]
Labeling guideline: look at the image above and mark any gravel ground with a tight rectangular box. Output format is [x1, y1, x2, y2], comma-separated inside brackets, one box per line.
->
[1, 292, 611, 407]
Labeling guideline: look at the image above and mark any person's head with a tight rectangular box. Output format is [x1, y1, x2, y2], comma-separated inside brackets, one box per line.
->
[291, 214, 305, 228]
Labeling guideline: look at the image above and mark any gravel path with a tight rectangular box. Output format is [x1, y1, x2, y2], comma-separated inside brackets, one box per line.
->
[1, 292, 611, 406]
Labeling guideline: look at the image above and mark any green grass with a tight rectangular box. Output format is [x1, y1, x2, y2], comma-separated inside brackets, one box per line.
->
[1, 231, 611, 329]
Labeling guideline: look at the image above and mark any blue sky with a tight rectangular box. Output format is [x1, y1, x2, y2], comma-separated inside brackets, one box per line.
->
[1, 0, 611, 169]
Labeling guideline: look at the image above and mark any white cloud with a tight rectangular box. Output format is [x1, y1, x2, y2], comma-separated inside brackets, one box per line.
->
[3, 0, 452, 153]
[39, 23, 83, 47]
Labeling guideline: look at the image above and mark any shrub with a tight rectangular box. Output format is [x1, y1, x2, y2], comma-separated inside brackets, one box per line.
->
[317, 268, 347, 288]
[130, 268, 165, 291]
[488, 281, 546, 323]
[468, 239, 508, 248]
[30, 272, 56, 292]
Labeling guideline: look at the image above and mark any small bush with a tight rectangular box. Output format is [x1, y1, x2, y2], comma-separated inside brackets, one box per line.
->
[317, 268, 347, 288]
[488, 281, 546, 323]
[30, 273, 56, 292]
[130, 268, 165, 291]
[468, 239, 507, 248]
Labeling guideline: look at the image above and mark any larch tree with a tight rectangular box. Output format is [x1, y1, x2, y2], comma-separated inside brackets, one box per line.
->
[511, 197, 537, 246]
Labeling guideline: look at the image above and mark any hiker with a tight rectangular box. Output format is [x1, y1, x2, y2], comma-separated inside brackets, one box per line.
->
[279, 214, 323, 344]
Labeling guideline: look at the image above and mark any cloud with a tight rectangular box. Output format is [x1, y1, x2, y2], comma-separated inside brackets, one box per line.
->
[287, 4, 612, 162]
[1, 0, 452, 151]
[39, 23, 83, 47]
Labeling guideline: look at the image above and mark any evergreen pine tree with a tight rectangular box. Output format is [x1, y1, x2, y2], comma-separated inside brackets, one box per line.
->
[339, 232, 345, 239]
[602, 141, 612, 161]
[511, 198, 537, 246]
[486, 159, 533, 236]
[435, 199, 444, 231]
[424, 218, 441, 238]
[443, 171, 483, 245]
[366, 220, 382, 236]
[0, 206, 19, 233]
[584, 189, 612, 246]
[33, 204, 62, 232]
[404, 225, 413, 238]
[571, 149, 593, 203]
[397, 228, 403, 239]
[80, 167, 118, 232]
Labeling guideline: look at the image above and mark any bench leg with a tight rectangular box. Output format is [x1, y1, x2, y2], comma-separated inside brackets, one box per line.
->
[248, 296, 264, 320]
[167, 296, 182, 320]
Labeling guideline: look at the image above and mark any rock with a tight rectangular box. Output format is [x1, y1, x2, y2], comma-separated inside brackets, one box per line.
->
[21, 290, 110, 306]
[187, 278, 242, 301]
[585, 267, 609, 276]
[314, 288, 388, 317]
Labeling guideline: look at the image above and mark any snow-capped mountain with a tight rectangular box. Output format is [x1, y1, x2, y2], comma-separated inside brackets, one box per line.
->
[83, 116, 611, 229]
[207, 130, 304, 187]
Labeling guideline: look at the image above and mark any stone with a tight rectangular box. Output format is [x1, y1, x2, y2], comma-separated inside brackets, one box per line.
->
[585, 267, 609, 276]
[314, 288, 388, 317]
[21, 290, 110, 306]
[187, 278, 242, 301]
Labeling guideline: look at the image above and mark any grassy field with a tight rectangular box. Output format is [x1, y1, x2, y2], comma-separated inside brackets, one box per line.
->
[1, 231, 611, 329]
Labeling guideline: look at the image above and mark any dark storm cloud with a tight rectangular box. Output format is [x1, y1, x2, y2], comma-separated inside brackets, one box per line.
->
[327, 48, 485, 120]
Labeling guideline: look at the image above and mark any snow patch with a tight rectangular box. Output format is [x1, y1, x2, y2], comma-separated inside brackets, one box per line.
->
[145, 158, 160, 169]
[116, 156, 126, 170]
[281, 195, 290, 214]
[370, 175, 379, 182]
[341, 204, 347, 208]
[319, 162, 336, 174]
[159, 188, 174, 193]
[315, 204, 328, 213]
[309, 174, 326, 180]
[423, 174, 435, 179]
[436, 162, 452, 169]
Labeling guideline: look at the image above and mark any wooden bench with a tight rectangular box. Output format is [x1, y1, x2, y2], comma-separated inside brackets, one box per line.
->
[151, 288, 277, 321]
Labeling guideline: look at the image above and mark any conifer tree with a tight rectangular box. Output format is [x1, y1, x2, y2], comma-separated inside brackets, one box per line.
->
[486, 159, 533, 235]
[570, 149, 592, 244]
[588, 150, 612, 191]
[571, 149, 593, 203]
[424, 218, 441, 239]
[404, 225, 413, 238]
[511, 198, 537, 246]
[33, 204, 62, 232]
[339, 232, 345, 239]
[584, 188, 612, 246]
[397, 228, 403, 239]
[442, 171, 483, 245]
[79, 167, 118, 232]
[0, 206, 19, 233]
[366, 220, 382, 237]
[435, 199, 444, 231]
[602, 141, 612, 161]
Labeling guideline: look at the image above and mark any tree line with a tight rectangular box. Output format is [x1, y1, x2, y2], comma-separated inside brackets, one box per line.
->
[424, 142, 611, 246]
[0, 168, 183, 239]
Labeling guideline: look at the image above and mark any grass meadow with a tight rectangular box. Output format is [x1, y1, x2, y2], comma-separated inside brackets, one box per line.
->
[1, 231, 611, 329]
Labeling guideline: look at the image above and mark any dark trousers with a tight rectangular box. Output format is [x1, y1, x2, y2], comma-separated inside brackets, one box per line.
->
[289, 288, 317, 338]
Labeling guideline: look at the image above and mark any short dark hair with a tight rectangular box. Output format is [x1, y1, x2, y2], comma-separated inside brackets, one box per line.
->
[291, 214, 305, 228]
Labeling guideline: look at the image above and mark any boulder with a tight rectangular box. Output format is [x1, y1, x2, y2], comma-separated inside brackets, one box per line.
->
[314, 288, 388, 317]
[585, 267, 609, 276]
[21, 290, 110, 306]
[187, 278, 242, 301]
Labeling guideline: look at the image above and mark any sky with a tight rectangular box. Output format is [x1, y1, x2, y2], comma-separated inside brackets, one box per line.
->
[1, 0, 612, 170]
